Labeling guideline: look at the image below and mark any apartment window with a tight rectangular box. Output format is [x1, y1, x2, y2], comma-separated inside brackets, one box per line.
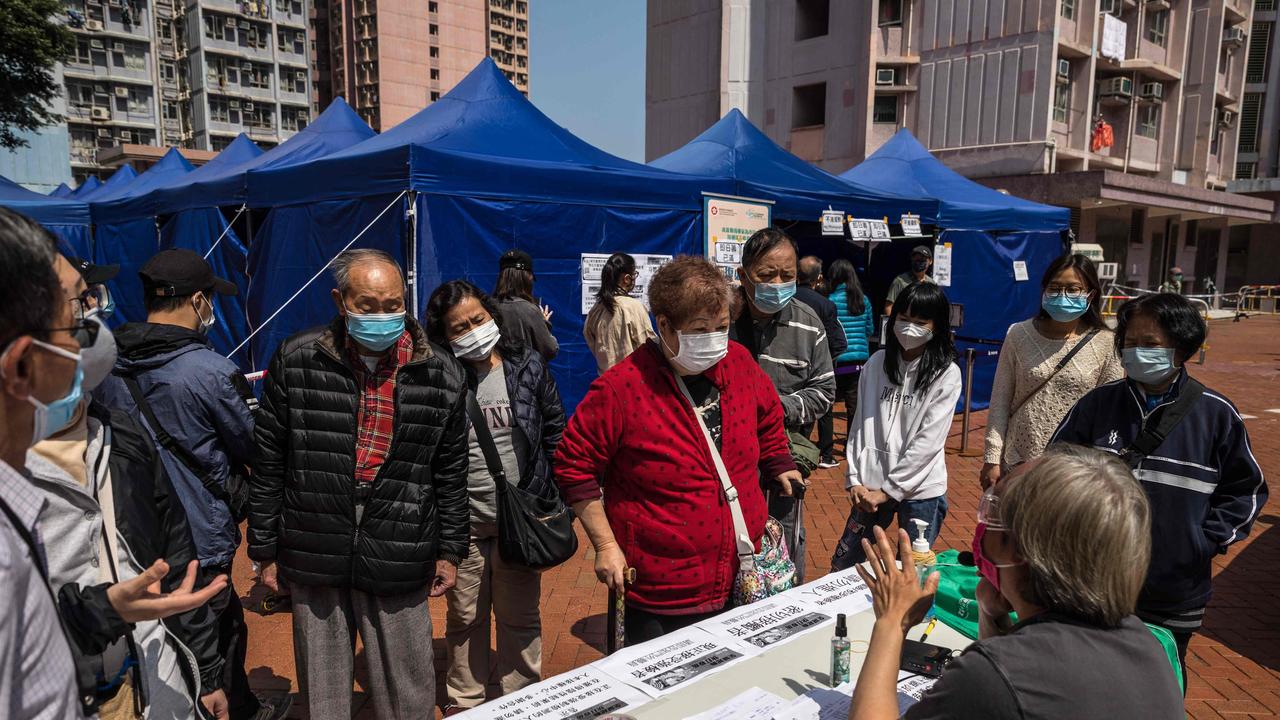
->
[205, 14, 232, 41]
[879, 0, 903, 26]
[160, 61, 176, 83]
[1257, 0, 1276, 10]
[429, 46, 439, 58]
[430, 91, 440, 101]
[1053, 82, 1071, 124]
[1246, 21, 1272, 84]
[1239, 92, 1263, 152]
[872, 94, 898, 123]
[430, 24, 438, 35]
[67, 82, 94, 108]
[792, 82, 826, 128]
[794, 0, 829, 40]
[121, 47, 147, 71]
[1060, 0, 1075, 21]
[429, 68, 440, 81]
[428, 1, 437, 11]
[163, 101, 179, 120]
[1136, 104, 1160, 138]
[1146, 10, 1169, 47]
[126, 90, 150, 115]
[1236, 160, 1257, 179]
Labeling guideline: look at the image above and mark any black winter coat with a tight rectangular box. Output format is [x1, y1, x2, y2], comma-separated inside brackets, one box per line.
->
[470, 346, 565, 499]
[249, 318, 471, 596]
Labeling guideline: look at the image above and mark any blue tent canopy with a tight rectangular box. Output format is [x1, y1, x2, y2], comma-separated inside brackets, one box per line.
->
[250, 59, 725, 209]
[147, 135, 262, 215]
[69, 176, 102, 198]
[77, 165, 135, 202]
[840, 129, 1069, 232]
[0, 175, 93, 257]
[156, 100, 374, 214]
[650, 109, 937, 222]
[91, 148, 194, 224]
[50, 182, 74, 198]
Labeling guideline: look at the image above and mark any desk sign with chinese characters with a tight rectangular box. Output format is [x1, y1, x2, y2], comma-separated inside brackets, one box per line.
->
[451, 666, 648, 719]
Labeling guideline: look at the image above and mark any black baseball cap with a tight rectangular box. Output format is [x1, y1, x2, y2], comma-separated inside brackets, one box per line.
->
[69, 257, 119, 285]
[499, 249, 534, 273]
[911, 245, 933, 259]
[139, 248, 237, 297]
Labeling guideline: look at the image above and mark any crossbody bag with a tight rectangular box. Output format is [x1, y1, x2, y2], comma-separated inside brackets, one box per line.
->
[1007, 328, 1102, 419]
[1118, 378, 1205, 469]
[672, 372, 796, 605]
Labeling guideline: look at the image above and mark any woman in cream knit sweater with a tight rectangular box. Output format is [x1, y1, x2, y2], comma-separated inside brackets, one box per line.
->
[981, 254, 1122, 488]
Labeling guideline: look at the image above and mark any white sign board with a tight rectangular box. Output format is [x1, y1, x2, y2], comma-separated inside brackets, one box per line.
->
[1098, 261, 1119, 280]
[580, 253, 672, 315]
[697, 597, 834, 652]
[1072, 242, 1105, 263]
[790, 566, 874, 617]
[704, 195, 773, 279]
[847, 218, 892, 242]
[821, 209, 845, 236]
[452, 666, 647, 720]
[1013, 260, 1029, 282]
[595, 626, 749, 698]
[932, 243, 953, 287]
[685, 687, 788, 720]
[900, 214, 923, 237]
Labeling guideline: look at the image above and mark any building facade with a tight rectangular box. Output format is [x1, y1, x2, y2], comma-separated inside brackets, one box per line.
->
[61, 0, 312, 184]
[311, 0, 528, 132]
[647, 0, 1277, 291]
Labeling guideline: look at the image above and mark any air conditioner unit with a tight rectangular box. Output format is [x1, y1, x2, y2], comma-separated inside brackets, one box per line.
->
[225, 16, 236, 27]
[296, 71, 306, 82]
[91, 107, 111, 120]
[1099, 0, 1121, 14]
[97, 127, 112, 137]
[114, 86, 129, 97]
[243, 101, 254, 111]
[242, 61, 253, 70]
[90, 39, 105, 49]
[85, 20, 104, 31]
[1140, 82, 1164, 101]
[1224, 27, 1246, 47]
[94, 83, 108, 94]
[239, 19, 251, 29]
[229, 99, 240, 108]
[119, 130, 132, 141]
[112, 42, 125, 52]
[875, 68, 896, 85]
[1219, 108, 1237, 127]
[1057, 58, 1071, 81]
[1100, 76, 1133, 97]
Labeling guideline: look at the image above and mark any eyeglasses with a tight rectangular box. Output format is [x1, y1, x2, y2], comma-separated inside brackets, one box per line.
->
[977, 492, 1006, 530]
[39, 320, 99, 349]
[1044, 286, 1089, 299]
[68, 285, 112, 321]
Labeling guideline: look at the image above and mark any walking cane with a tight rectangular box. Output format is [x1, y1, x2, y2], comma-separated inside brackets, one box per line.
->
[606, 567, 636, 655]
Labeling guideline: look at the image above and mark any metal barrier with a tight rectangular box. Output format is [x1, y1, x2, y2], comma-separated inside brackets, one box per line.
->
[951, 339, 1002, 457]
[1237, 285, 1280, 315]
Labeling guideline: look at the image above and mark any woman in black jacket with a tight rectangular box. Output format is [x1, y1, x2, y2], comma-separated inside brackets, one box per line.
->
[424, 280, 566, 714]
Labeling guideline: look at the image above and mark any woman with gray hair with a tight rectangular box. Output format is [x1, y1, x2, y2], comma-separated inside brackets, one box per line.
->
[847, 445, 1184, 720]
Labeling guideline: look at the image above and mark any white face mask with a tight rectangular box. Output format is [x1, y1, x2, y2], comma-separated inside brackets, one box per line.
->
[450, 319, 502, 361]
[194, 294, 216, 335]
[662, 326, 729, 374]
[894, 320, 933, 351]
[80, 312, 118, 391]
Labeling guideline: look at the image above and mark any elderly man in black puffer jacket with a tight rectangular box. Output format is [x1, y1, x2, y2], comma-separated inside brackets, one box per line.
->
[249, 249, 469, 720]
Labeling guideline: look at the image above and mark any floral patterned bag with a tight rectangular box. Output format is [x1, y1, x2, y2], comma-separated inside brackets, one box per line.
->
[674, 373, 798, 607]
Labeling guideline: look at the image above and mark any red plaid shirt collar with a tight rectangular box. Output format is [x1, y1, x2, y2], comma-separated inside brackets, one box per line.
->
[348, 330, 414, 485]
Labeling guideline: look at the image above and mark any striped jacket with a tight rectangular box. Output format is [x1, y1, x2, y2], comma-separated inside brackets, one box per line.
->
[1051, 371, 1267, 613]
[730, 294, 836, 430]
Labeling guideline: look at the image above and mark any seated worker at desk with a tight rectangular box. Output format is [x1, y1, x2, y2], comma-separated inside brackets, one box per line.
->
[847, 445, 1184, 720]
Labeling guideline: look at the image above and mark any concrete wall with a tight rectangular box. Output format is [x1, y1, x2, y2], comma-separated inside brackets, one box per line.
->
[436, 0, 488, 99]
[375, 0, 432, 129]
[646, 0, 722, 160]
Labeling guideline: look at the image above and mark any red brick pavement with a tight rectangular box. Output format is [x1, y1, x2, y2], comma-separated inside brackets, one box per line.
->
[237, 315, 1280, 719]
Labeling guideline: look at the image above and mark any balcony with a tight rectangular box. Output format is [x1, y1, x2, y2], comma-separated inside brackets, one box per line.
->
[1119, 57, 1181, 82]
[278, 86, 308, 105]
[200, 35, 274, 62]
[64, 60, 154, 85]
[1224, 0, 1248, 24]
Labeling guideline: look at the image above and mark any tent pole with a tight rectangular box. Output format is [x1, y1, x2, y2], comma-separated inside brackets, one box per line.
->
[407, 191, 419, 316]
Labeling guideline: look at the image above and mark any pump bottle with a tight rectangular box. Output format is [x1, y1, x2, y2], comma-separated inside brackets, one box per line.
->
[910, 519, 937, 586]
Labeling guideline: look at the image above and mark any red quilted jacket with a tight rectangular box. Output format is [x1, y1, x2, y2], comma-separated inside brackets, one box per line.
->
[555, 341, 795, 614]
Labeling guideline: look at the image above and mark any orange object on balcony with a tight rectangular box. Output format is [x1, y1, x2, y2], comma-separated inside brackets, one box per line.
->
[1090, 118, 1114, 152]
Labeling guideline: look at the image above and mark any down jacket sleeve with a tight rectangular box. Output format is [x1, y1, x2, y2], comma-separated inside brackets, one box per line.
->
[248, 346, 290, 562]
[432, 384, 471, 566]
[537, 362, 567, 479]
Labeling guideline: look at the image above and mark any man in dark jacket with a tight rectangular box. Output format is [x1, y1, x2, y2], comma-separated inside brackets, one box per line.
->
[95, 249, 280, 720]
[250, 249, 470, 720]
[1052, 293, 1267, 678]
[796, 256, 847, 468]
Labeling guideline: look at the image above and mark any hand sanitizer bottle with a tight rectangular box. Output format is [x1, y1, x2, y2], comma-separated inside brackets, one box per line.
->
[910, 519, 937, 587]
[830, 613, 851, 686]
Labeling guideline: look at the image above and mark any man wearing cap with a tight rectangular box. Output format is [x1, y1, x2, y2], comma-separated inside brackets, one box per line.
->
[67, 257, 120, 319]
[493, 249, 559, 361]
[884, 245, 935, 317]
[95, 249, 284, 720]
[1159, 266, 1184, 294]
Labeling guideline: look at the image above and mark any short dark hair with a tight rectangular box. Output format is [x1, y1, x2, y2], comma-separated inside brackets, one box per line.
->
[1114, 293, 1207, 365]
[741, 227, 798, 270]
[494, 266, 535, 304]
[1039, 253, 1106, 330]
[424, 279, 523, 361]
[145, 288, 209, 315]
[0, 208, 63, 349]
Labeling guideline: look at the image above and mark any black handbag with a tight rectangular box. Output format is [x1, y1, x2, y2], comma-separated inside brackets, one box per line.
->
[466, 391, 578, 569]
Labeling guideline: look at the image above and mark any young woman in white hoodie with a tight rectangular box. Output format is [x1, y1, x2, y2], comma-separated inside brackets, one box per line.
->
[831, 282, 962, 571]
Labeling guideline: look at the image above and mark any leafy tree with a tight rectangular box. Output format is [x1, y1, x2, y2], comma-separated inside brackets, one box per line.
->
[0, 0, 72, 149]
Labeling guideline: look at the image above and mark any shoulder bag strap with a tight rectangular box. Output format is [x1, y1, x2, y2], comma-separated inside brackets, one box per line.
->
[1121, 378, 1205, 467]
[121, 374, 229, 503]
[465, 390, 508, 488]
[672, 372, 757, 567]
[0, 495, 53, 588]
[1008, 328, 1101, 418]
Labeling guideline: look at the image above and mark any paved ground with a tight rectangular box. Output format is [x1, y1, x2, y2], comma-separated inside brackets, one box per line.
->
[237, 314, 1280, 719]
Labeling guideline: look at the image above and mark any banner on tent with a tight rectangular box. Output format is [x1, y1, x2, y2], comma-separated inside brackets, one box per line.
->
[703, 193, 772, 279]
[933, 243, 953, 287]
[900, 213, 923, 237]
[580, 252, 672, 314]
[847, 218, 892, 242]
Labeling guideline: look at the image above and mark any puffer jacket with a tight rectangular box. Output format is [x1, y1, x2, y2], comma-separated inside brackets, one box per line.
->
[95, 323, 256, 568]
[249, 317, 471, 596]
[831, 284, 875, 364]
[477, 346, 566, 499]
[30, 401, 221, 717]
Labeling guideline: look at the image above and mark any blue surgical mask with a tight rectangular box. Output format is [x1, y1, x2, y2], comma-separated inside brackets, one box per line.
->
[751, 280, 796, 314]
[1042, 293, 1090, 322]
[1122, 346, 1178, 386]
[25, 340, 85, 444]
[345, 306, 406, 352]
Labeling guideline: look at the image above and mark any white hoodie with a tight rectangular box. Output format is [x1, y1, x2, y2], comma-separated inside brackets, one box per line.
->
[845, 349, 963, 501]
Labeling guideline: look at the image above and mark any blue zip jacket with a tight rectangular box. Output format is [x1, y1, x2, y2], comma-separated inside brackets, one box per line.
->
[1052, 372, 1267, 613]
[830, 284, 874, 365]
[95, 323, 256, 568]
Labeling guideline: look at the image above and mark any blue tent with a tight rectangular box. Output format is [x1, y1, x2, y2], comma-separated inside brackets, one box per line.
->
[650, 109, 937, 222]
[69, 176, 101, 198]
[0, 175, 93, 258]
[841, 129, 1070, 410]
[50, 182, 74, 198]
[247, 59, 731, 408]
[91, 150, 195, 325]
[77, 165, 135, 202]
[154, 106, 374, 366]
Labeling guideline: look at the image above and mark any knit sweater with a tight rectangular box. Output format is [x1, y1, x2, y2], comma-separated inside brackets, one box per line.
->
[983, 320, 1124, 466]
[583, 295, 655, 373]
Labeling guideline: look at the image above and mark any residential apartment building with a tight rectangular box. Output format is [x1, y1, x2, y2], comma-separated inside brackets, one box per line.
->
[647, 0, 1277, 291]
[312, 0, 529, 132]
[61, 0, 312, 183]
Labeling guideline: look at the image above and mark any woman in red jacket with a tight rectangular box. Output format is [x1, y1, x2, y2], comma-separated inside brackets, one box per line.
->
[555, 256, 802, 645]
